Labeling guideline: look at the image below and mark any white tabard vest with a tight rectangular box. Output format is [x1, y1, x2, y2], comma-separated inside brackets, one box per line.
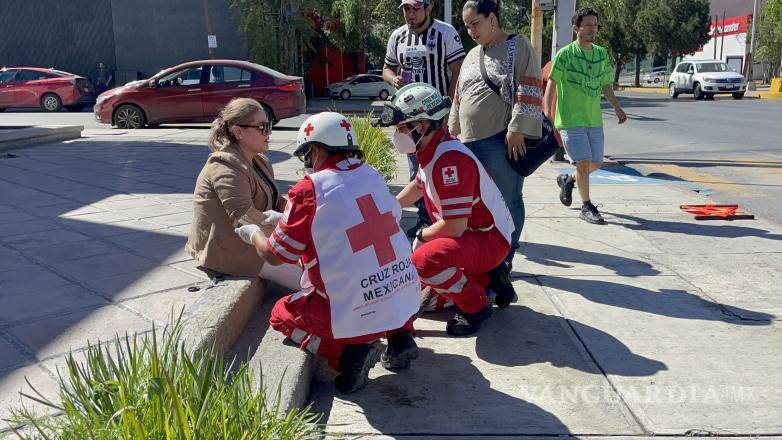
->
[418, 140, 514, 245]
[308, 159, 420, 339]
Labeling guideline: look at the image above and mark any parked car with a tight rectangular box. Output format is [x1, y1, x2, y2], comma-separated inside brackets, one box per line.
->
[0, 67, 95, 112]
[642, 66, 669, 83]
[324, 74, 394, 100]
[93, 60, 306, 129]
[668, 60, 746, 100]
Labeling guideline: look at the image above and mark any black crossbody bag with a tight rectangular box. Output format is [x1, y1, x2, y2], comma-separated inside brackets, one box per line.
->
[479, 36, 559, 177]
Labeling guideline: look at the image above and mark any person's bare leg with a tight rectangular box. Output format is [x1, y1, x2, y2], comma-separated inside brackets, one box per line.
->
[574, 160, 592, 203]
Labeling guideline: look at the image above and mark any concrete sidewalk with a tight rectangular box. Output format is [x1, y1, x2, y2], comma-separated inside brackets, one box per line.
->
[306, 158, 782, 436]
[1, 123, 780, 437]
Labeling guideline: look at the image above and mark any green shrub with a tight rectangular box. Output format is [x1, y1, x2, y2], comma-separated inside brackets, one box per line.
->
[351, 114, 398, 182]
[7, 320, 321, 439]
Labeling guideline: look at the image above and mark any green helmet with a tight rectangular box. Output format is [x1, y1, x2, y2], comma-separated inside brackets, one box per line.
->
[371, 82, 451, 127]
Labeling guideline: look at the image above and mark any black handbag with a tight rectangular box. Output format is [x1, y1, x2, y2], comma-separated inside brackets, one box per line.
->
[479, 38, 559, 177]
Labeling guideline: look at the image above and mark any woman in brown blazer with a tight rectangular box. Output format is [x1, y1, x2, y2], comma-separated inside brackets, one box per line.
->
[187, 97, 301, 288]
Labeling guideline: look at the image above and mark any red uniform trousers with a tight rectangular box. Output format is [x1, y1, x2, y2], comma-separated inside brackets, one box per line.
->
[269, 292, 415, 370]
[412, 228, 509, 314]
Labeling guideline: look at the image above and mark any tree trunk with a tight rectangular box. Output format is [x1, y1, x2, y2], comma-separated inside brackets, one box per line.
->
[634, 53, 642, 87]
[670, 53, 678, 72]
[614, 58, 623, 84]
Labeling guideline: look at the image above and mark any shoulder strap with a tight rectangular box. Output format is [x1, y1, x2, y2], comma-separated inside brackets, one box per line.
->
[479, 34, 518, 104]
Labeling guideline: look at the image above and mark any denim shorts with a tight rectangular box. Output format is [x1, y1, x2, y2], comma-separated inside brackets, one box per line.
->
[559, 126, 605, 164]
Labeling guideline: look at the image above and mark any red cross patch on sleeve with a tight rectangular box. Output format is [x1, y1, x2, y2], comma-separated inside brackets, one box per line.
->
[442, 166, 459, 186]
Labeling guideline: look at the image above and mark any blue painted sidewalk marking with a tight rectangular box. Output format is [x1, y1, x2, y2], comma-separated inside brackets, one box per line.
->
[557, 165, 665, 185]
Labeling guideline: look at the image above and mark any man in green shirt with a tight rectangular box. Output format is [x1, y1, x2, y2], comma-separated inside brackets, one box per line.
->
[544, 7, 627, 224]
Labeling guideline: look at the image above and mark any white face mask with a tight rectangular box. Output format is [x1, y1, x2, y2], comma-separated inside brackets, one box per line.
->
[392, 128, 421, 155]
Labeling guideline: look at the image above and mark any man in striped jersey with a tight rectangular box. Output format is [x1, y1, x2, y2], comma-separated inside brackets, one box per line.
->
[383, 0, 466, 239]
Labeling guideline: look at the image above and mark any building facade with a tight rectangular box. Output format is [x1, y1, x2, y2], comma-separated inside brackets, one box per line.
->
[0, 0, 248, 85]
[684, 0, 765, 79]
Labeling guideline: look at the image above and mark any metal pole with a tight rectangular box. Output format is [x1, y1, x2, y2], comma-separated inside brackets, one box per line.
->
[444, 0, 452, 25]
[203, 0, 216, 59]
[530, 1, 544, 64]
[713, 14, 718, 60]
[720, 11, 726, 60]
[746, 0, 760, 89]
[551, 0, 576, 57]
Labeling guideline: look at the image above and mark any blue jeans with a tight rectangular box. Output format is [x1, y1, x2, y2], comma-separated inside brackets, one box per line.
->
[408, 154, 431, 223]
[464, 130, 524, 266]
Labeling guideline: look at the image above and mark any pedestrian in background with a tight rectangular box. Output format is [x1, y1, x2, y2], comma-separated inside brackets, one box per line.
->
[450, 0, 542, 277]
[544, 7, 627, 225]
[383, 0, 466, 238]
[94, 62, 113, 95]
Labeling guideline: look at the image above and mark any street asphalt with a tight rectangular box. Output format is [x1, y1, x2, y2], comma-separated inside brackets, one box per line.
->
[0, 94, 780, 437]
[602, 92, 782, 224]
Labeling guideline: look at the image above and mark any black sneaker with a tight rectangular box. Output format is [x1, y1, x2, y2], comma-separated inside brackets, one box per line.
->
[557, 174, 575, 207]
[381, 331, 419, 370]
[406, 216, 432, 238]
[580, 202, 606, 225]
[446, 304, 493, 336]
[334, 344, 381, 394]
[488, 262, 517, 309]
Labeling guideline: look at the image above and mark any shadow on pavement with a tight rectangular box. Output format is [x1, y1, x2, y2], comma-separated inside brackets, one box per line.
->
[310, 348, 572, 436]
[610, 157, 782, 170]
[471, 305, 667, 376]
[609, 212, 782, 241]
[520, 242, 661, 277]
[0, 139, 294, 392]
[531, 275, 774, 325]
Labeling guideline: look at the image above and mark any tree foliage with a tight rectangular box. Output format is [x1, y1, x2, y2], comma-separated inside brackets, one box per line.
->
[580, 0, 648, 85]
[636, 0, 711, 70]
[756, 0, 782, 77]
[229, 0, 323, 74]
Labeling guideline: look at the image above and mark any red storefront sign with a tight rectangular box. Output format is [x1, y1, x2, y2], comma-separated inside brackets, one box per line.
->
[710, 15, 750, 38]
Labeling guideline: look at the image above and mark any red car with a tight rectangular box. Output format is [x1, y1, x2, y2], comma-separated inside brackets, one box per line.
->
[0, 67, 95, 112]
[94, 60, 306, 129]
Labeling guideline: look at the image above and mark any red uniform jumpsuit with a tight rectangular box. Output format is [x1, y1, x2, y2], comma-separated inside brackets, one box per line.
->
[267, 155, 414, 370]
[412, 128, 511, 314]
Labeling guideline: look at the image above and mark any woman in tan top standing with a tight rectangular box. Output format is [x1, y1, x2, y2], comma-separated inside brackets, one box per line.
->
[187, 97, 301, 289]
[450, 0, 543, 272]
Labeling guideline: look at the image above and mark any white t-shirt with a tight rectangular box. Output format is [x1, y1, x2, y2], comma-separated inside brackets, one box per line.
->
[384, 19, 466, 96]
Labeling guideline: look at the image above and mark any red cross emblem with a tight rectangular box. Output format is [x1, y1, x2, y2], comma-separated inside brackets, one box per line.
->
[339, 119, 352, 132]
[444, 168, 455, 179]
[304, 123, 315, 136]
[346, 194, 400, 267]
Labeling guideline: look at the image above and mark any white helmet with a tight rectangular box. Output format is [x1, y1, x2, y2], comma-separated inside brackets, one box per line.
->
[294, 112, 363, 160]
[371, 82, 451, 127]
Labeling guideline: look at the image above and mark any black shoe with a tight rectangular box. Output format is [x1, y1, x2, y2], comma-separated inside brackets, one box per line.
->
[488, 262, 517, 309]
[381, 331, 419, 370]
[580, 202, 606, 225]
[406, 216, 432, 238]
[557, 174, 575, 207]
[334, 344, 381, 394]
[446, 304, 493, 336]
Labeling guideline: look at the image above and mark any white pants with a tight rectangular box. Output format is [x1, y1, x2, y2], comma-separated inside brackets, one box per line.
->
[259, 262, 302, 291]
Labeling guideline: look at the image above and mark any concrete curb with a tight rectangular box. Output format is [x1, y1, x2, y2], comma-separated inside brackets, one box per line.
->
[616, 85, 782, 99]
[0, 125, 83, 151]
[181, 277, 268, 355]
[244, 290, 318, 414]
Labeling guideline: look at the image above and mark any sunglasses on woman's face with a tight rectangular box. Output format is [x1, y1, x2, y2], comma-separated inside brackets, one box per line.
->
[237, 121, 272, 135]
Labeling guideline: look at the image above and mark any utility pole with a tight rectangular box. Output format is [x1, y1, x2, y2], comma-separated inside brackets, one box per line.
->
[551, 0, 575, 57]
[746, 0, 760, 90]
[203, 0, 216, 59]
[530, 0, 544, 65]
[444, 0, 452, 24]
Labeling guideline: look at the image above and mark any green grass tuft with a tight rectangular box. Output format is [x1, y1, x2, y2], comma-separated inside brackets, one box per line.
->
[6, 317, 321, 439]
[351, 114, 398, 182]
